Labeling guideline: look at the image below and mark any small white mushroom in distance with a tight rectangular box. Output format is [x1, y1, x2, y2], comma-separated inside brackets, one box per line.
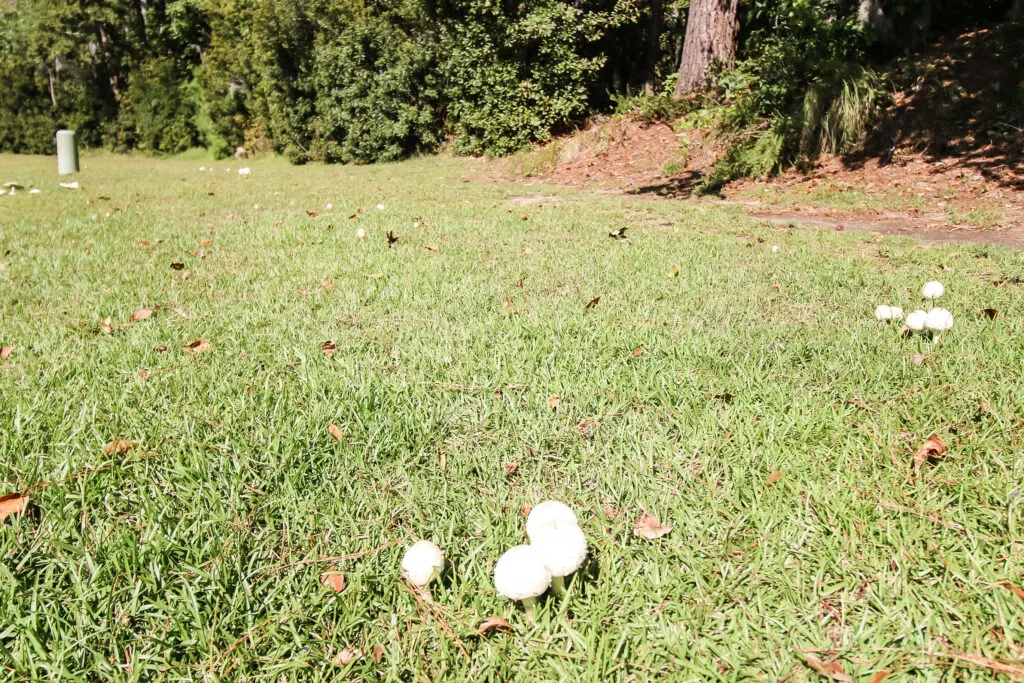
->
[531, 523, 587, 596]
[238, 167, 251, 176]
[401, 540, 445, 601]
[356, 227, 367, 240]
[526, 500, 578, 542]
[921, 281, 944, 300]
[925, 307, 954, 332]
[874, 305, 904, 321]
[905, 310, 927, 332]
[494, 545, 551, 620]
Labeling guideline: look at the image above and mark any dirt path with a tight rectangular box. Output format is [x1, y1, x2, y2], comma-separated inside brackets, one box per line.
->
[744, 209, 1024, 249]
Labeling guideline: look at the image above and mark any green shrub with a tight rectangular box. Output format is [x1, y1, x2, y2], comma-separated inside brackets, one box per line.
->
[117, 58, 202, 155]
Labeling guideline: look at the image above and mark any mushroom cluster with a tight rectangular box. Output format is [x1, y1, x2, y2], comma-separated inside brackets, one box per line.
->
[875, 280, 956, 343]
[494, 500, 588, 621]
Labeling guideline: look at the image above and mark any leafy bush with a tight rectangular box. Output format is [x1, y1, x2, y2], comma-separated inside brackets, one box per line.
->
[117, 58, 202, 154]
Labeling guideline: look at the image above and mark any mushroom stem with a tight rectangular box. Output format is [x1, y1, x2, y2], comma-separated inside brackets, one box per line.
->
[550, 575, 567, 597]
[522, 597, 537, 621]
[420, 585, 433, 603]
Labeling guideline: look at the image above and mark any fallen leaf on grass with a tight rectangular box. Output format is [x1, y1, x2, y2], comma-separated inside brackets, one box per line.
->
[182, 339, 213, 354]
[583, 296, 601, 312]
[632, 346, 645, 357]
[666, 266, 679, 278]
[334, 646, 359, 665]
[505, 462, 519, 475]
[200, 238, 213, 247]
[0, 346, 12, 361]
[320, 571, 345, 593]
[976, 307, 999, 320]
[322, 341, 337, 357]
[131, 308, 152, 321]
[633, 511, 672, 540]
[100, 318, 113, 335]
[364, 273, 384, 279]
[766, 470, 783, 486]
[805, 655, 853, 682]
[103, 440, 138, 456]
[328, 423, 344, 442]
[153, 345, 168, 353]
[912, 353, 924, 366]
[425, 245, 438, 252]
[476, 616, 514, 636]
[867, 672, 890, 683]
[548, 395, 560, 410]
[999, 581, 1024, 601]
[913, 434, 947, 477]
[0, 492, 29, 522]
[322, 279, 335, 290]
[170, 262, 185, 270]
[373, 645, 385, 663]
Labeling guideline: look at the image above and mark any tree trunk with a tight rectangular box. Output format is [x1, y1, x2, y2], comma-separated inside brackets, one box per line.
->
[673, 0, 739, 97]
[642, 0, 663, 94]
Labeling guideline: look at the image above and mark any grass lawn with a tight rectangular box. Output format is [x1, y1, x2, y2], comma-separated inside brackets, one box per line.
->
[1, 153, 1024, 681]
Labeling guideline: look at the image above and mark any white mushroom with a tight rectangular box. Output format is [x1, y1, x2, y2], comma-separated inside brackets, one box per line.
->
[59, 181, 80, 190]
[356, 228, 366, 240]
[238, 167, 251, 176]
[530, 523, 587, 596]
[526, 501, 578, 542]
[925, 307, 953, 333]
[921, 281, 944, 300]
[905, 310, 927, 332]
[494, 545, 550, 620]
[401, 540, 445, 602]
[376, 203, 385, 211]
[874, 305, 904, 321]
[29, 188, 40, 195]
[326, 203, 333, 210]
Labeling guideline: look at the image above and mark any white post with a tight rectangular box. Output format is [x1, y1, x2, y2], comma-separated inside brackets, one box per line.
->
[56, 130, 79, 175]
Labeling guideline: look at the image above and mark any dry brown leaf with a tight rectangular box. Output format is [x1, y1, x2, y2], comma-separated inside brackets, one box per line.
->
[633, 511, 672, 540]
[632, 346, 645, 357]
[913, 434, 947, 476]
[182, 339, 213, 354]
[666, 266, 680, 278]
[170, 262, 185, 270]
[521, 503, 532, 518]
[0, 492, 29, 522]
[322, 340, 337, 357]
[335, 646, 359, 665]
[364, 273, 384, 279]
[153, 345, 168, 353]
[322, 279, 335, 290]
[103, 440, 138, 456]
[425, 245, 438, 252]
[476, 616, 514, 636]
[320, 571, 346, 593]
[912, 353, 924, 366]
[505, 461, 519, 475]
[131, 308, 153, 321]
[373, 645, 385, 663]
[520, 213, 528, 221]
[978, 307, 999, 320]
[583, 296, 601, 312]
[805, 655, 853, 682]
[999, 581, 1024, 601]
[766, 470, 783, 486]
[548, 395, 560, 410]
[328, 423, 344, 442]
[100, 317, 113, 335]
[0, 346, 13, 361]
[867, 672, 891, 683]
[200, 238, 213, 247]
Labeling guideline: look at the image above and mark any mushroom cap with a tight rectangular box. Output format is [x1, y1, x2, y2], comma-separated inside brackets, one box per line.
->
[925, 307, 954, 332]
[494, 545, 551, 600]
[531, 523, 587, 578]
[238, 167, 251, 175]
[2, 182, 23, 189]
[875, 305, 901, 321]
[905, 309, 928, 331]
[921, 281, 944, 299]
[526, 501, 578, 542]
[401, 540, 444, 587]
[356, 228, 367, 239]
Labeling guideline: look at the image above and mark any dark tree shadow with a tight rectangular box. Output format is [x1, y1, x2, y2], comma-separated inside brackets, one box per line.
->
[847, 21, 1023, 190]
[627, 169, 708, 198]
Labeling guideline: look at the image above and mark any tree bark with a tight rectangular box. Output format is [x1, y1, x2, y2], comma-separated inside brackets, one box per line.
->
[673, 0, 739, 97]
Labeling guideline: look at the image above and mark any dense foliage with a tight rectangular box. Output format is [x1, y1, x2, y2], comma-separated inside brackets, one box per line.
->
[0, 0, 1016, 166]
